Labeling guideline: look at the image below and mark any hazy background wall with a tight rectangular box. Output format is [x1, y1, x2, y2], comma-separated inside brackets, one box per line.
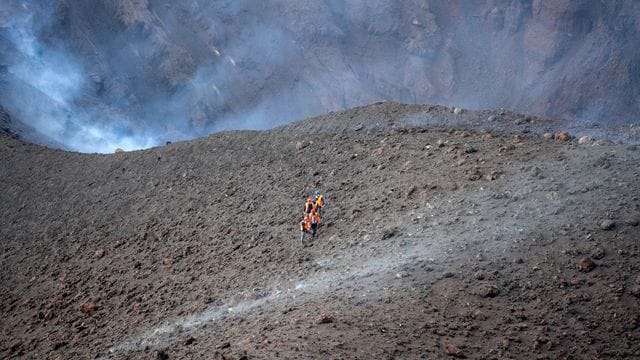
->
[0, 0, 638, 152]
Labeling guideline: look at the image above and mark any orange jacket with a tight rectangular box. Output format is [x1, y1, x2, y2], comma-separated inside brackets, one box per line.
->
[308, 212, 320, 225]
[315, 194, 324, 207]
[300, 217, 311, 232]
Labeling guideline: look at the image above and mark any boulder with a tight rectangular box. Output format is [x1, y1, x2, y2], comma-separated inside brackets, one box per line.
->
[555, 132, 571, 142]
[578, 257, 596, 272]
[578, 136, 592, 145]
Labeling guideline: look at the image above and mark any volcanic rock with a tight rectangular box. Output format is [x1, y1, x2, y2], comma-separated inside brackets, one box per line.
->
[405, 186, 417, 198]
[468, 170, 482, 181]
[475, 283, 499, 298]
[216, 342, 231, 349]
[80, 302, 97, 314]
[600, 220, 615, 230]
[590, 247, 605, 260]
[555, 132, 571, 142]
[473, 310, 487, 321]
[444, 343, 464, 357]
[156, 350, 169, 360]
[578, 136, 592, 145]
[316, 314, 333, 324]
[381, 226, 398, 240]
[9, 340, 21, 352]
[579, 257, 596, 273]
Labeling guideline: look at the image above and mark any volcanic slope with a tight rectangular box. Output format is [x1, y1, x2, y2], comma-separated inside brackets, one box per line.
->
[1, 102, 640, 359]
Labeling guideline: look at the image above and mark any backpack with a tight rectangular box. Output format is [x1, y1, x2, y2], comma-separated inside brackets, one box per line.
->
[305, 201, 314, 213]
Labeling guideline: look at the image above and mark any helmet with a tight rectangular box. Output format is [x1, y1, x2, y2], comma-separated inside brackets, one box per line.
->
[306, 198, 313, 202]
[314, 190, 320, 195]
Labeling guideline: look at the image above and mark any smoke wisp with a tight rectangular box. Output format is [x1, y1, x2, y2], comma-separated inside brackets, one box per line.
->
[0, 1, 638, 152]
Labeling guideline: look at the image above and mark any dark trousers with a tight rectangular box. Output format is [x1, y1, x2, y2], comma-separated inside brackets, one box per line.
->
[311, 223, 317, 237]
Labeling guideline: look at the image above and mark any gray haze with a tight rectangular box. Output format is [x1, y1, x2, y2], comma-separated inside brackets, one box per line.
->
[0, 0, 639, 152]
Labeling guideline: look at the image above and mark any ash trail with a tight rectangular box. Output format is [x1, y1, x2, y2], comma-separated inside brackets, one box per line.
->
[105, 230, 449, 357]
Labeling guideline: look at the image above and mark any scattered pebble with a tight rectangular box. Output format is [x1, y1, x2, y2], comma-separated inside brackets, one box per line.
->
[555, 131, 571, 142]
[381, 226, 398, 240]
[473, 310, 487, 321]
[80, 302, 97, 314]
[316, 314, 334, 324]
[445, 343, 464, 357]
[475, 283, 500, 298]
[590, 247, 605, 260]
[578, 136, 592, 145]
[578, 257, 596, 273]
[600, 219, 615, 230]
[216, 342, 231, 349]
[156, 350, 169, 360]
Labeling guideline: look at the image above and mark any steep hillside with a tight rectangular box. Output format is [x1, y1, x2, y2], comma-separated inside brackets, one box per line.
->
[1, 103, 639, 359]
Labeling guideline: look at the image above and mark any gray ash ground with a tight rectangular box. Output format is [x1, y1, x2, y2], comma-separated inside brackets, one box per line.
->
[1, 102, 640, 359]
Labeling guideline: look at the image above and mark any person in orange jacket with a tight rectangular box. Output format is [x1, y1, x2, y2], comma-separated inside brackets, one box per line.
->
[299, 215, 312, 245]
[314, 190, 325, 216]
[308, 209, 320, 238]
[304, 197, 315, 215]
